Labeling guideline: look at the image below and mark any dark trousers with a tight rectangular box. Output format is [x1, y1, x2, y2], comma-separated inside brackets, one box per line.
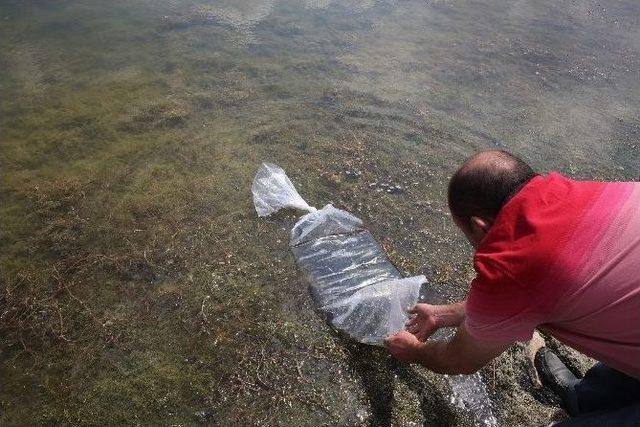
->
[557, 363, 640, 426]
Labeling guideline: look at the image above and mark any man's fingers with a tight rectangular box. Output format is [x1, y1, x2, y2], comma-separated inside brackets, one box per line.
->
[383, 333, 398, 346]
[407, 306, 418, 314]
[405, 318, 417, 327]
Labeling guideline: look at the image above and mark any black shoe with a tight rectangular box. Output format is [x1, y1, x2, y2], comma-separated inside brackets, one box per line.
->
[535, 347, 580, 406]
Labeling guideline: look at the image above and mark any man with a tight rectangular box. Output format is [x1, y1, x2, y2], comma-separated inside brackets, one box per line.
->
[384, 150, 640, 424]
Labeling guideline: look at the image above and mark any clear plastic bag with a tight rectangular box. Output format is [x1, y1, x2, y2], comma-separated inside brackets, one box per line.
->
[291, 205, 424, 344]
[252, 163, 422, 344]
[252, 163, 316, 217]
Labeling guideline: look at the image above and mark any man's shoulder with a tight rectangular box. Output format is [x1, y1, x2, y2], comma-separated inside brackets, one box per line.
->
[473, 237, 560, 290]
[472, 173, 601, 287]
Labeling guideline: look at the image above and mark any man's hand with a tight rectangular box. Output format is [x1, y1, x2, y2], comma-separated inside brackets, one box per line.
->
[383, 330, 424, 363]
[405, 304, 440, 341]
[405, 302, 467, 341]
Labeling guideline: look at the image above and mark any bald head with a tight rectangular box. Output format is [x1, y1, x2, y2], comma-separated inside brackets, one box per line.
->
[448, 150, 537, 226]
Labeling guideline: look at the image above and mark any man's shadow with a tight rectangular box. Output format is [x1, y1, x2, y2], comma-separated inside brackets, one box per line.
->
[341, 338, 458, 427]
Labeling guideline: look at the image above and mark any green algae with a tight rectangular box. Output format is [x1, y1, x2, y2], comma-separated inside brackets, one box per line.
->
[1, 0, 639, 425]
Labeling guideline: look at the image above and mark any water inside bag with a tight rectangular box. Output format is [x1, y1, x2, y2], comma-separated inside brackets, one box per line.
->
[252, 163, 496, 425]
[253, 162, 423, 344]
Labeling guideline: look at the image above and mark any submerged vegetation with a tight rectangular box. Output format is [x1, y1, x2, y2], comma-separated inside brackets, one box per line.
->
[1, 0, 638, 425]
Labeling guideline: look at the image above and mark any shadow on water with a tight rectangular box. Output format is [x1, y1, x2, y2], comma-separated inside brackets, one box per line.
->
[344, 343, 394, 427]
[340, 338, 458, 427]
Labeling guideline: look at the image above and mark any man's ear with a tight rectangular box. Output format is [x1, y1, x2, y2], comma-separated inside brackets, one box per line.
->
[469, 216, 493, 236]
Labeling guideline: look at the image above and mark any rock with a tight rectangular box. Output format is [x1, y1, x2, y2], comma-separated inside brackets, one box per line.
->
[344, 170, 360, 180]
[388, 185, 403, 194]
[194, 410, 216, 424]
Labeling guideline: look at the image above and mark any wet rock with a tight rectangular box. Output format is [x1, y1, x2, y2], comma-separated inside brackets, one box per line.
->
[193, 410, 216, 425]
[344, 170, 361, 180]
[369, 181, 403, 194]
[321, 171, 343, 188]
[387, 185, 403, 194]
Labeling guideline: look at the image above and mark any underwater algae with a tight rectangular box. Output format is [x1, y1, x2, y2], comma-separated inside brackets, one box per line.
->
[1, 0, 639, 425]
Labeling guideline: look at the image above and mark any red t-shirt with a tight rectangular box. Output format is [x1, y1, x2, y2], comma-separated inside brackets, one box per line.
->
[465, 173, 640, 379]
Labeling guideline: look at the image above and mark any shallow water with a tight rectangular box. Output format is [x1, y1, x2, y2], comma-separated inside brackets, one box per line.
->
[1, 0, 639, 425]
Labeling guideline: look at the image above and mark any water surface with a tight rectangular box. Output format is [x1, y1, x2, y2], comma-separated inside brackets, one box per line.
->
[1, 0, 638, 425]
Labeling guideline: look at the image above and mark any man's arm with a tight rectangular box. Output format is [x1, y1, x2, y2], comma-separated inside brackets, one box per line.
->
[384, 322, 513, 375]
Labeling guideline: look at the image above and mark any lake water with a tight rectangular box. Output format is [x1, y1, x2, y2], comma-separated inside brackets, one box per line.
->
[1, 0, 638, 425]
